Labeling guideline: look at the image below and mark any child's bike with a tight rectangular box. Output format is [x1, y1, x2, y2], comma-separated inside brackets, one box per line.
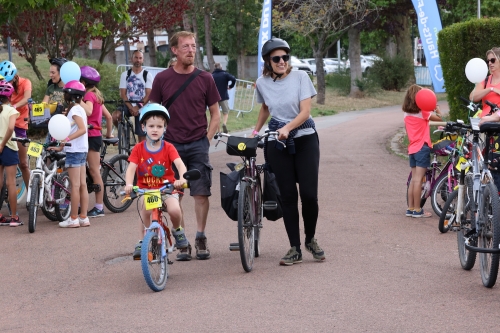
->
[122, 169, 201, 292]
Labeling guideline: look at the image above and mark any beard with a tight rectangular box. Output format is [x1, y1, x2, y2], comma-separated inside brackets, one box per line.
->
[180, 55, 194, 67]
[133, 61, 142, 68]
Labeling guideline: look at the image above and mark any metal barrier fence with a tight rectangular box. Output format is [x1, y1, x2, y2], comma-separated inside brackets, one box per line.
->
[228, 79, 256, 117]
[415, 66, 432, 86]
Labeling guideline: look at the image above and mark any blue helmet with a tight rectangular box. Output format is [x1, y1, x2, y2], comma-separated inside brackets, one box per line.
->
[0, 61, 17, 82]
[139, 103, 170, 124]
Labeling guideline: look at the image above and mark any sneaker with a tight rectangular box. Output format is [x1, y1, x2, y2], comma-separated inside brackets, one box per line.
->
[405, 209, 414, 217]
[279, 247, 303, 266]
[305, 238, 325, 261]
[87, 207, 105, 218]
[59, 217, 80, 228]
[133, 241, 142, 260]
[79, 216, 90, 227]
[176, 243, 192, 261]
[9, 216, 23, 227]
[172, 227, 188, 249]
[222, 124, 228, 134]
[412, 209, 432, 218]
[195, 236, 211, 260]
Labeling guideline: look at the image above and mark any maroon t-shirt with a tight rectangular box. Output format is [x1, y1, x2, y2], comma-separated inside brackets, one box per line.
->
[149, 68, 220, 144]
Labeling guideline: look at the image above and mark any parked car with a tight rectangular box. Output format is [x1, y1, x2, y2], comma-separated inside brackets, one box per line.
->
[345, 55, 380, 73]
[290, 56, 313, 76]
[301, 58, 331, 75]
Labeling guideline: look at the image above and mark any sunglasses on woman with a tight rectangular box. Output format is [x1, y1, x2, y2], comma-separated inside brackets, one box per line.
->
[487, 58, 497, 64]
[271, 55, 290, 63]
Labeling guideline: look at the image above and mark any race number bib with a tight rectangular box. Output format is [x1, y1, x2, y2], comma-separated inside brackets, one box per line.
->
[27, 142, 43, 157]
[144, 190, 162, 210]
[32, 104, 44, 117]
[455, 156, 469, 172]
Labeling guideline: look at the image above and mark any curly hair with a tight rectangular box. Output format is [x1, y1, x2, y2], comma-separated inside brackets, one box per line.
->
[402, 84, 423, 114]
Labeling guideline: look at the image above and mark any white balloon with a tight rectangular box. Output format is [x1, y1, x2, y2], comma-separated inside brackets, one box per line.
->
[465, 58, 488, 84]
[48, 114, 71, 140]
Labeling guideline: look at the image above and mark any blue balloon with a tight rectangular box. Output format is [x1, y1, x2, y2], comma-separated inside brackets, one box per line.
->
[60, 61, 81, 84]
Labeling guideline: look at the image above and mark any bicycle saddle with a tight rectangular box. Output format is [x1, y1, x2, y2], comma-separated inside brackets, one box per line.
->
[479, 122, 500, 135]
[103, 138, 119, 145]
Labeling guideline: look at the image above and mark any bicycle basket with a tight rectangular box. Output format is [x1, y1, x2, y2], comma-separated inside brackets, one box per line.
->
[431, 139, 455, 156]
[226, 136, 259, 158]
[29, 102, 63, 129]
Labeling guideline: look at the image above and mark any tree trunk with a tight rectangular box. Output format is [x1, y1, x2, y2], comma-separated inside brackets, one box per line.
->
[236, 16, 244, 78]
[28, 56, 44, 81]
[348, 26, 362, 98]
[315, 51, 326, 105]
[386, 36, 397, 58]
[395, 15, 415, 84]
[204, 1, 215, 72]
[108, 47, 117, 64]
[191, 14, 204, 69]
[147, 27, 157, 67]
[183, 12, 193, 32]
[237, 51, 244, 79]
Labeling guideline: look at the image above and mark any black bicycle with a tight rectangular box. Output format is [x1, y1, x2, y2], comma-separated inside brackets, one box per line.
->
[104, 99, 142, 155]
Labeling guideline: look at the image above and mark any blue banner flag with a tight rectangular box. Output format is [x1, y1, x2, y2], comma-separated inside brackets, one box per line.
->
[257, 0, 272, 78]
[412, 0, 445, 93]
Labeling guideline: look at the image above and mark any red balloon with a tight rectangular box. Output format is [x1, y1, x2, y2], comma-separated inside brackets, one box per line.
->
[415, 88, 437, 111]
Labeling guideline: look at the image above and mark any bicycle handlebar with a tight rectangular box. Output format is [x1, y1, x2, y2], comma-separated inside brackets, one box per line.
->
[214, 130, 286, 149]
[11, 137, 72, 147]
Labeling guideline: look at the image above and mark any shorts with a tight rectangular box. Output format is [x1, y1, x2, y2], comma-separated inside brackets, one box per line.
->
[219, 100, 230, 115]
[88, 136, 103, 152]
[0, 146, 19, 166]
[169, 136, 212, 196]
[14, 127, 28, 138]
[65, 152, 88, 168]
[124, 108, 146, 137]
[409, 144, 431, 168]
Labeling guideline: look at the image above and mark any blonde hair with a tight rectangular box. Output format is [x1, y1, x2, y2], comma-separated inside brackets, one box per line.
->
[86, 86, 104, 104]
[402, 84, 423, 114]
[168, 57, 177, 68]
[169, 31, 196, 48]
[487, 47, 500, 61]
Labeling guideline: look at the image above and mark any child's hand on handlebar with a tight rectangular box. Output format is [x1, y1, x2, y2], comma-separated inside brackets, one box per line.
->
[174, 178, 186, 190]
[124, 184, 134, 195]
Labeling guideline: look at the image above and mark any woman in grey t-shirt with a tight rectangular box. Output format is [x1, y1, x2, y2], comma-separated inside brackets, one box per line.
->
[251, 38, 324, 266]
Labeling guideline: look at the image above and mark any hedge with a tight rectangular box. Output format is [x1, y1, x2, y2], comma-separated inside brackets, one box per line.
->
[438, 18, 500, 121]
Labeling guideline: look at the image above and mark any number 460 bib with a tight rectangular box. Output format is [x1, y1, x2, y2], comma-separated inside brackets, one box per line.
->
[144, 190, 162, 210]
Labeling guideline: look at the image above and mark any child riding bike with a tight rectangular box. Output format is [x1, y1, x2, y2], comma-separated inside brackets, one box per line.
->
[404, 84, 443, 218]
[124, 103, 189, 260]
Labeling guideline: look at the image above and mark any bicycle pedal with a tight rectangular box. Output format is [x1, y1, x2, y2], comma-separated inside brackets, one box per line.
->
[167, 259, 173, 265]
[229, 243, 240, 251]
[263, 201, 277, 210]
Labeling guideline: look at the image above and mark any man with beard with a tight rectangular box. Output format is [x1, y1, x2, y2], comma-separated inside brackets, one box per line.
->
[119, 49, 153, 142]
[149, 31, 220, 261]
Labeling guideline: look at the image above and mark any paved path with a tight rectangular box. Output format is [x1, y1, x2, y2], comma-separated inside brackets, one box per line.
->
[2, 103, 500, 332]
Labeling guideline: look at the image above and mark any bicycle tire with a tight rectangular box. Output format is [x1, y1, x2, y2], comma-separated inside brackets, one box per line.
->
[127, 121, 137, 153]
[117, 122, 128, 155]
[141, 229, 168, 292]
[457, 174, 476, 270]
[431, 173, 456, 217]
[28, 176, 40, 233]
[238, 181, 255, 272]
[254, 176, 262, 258]
[102, 154, 135, 213]
[54, 171, 71, 222]
[438, 189, 458, 234]
[406, 172, 426, 209]
[478, 182, 500, 288]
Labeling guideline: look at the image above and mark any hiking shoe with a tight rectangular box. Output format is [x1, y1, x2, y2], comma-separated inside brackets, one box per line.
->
[222, 124, 228, 134]
[176, 243, 192, 261]
[172, 227, 188, 249]
[133, 241, 142, 260]
[59, 217, 80, 228]
[195, 236, 211, 260]
[279, 247, 302, 266]
[9, 216, 23, 227]
[79, 216, 90, 227]
[87, 207, 105, 218]
[305, 238, 325, 261]
[405, 209, 414, 217]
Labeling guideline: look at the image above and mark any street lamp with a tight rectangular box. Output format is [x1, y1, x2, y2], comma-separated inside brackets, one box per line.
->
[478, 0, 481, 19]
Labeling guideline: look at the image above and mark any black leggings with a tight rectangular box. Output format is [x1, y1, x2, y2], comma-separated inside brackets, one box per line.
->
[267, 133, 320, 248]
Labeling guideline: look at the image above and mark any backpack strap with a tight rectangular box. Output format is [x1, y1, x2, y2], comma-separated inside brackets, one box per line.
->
[143, 70, 148, 83]
[485, 74, 490, 89]
[126, 69, 132, 81]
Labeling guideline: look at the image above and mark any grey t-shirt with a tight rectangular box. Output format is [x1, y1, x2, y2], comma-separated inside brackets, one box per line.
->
[256, 70, 317, 138]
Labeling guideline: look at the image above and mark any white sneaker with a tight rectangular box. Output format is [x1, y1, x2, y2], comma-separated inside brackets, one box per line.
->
[79, 216, 90, 227]
[59, 217, 80, 228]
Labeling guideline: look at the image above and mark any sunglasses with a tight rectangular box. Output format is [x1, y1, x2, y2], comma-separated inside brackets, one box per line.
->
[487, 58, 497, 64]
[271, 55, 290, 63]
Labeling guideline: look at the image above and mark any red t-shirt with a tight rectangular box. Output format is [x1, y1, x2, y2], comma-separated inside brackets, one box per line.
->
[149, 68, 220, 144]
[482, 76, 500, 117]
[404, 111, 432, 155]
[128, 141, 180, 189]
[83, 91, 103, 137]
[12, 77, 32, 129]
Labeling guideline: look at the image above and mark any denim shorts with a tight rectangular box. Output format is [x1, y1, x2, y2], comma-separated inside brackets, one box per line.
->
[0, 146, 20, 166]
[409, 144, 431, 168]
[65, 152, 88, 168]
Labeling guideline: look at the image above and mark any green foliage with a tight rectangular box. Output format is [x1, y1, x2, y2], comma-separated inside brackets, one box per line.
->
[325, 71, 351, 95]
[355, 75, 382, 96]
[369, 55, 413, 91]
[438, 18, 500, 121]
[227, 58, 237, 77]
[156, 52, 171, 69]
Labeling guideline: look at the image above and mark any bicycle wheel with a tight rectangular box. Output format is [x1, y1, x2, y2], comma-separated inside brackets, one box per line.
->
[102, 154, 135, 213]
[438, 189, 458, 234]
[478, 182, 500, 288]
[406, 172, 427, 209]
[254, 176, 262, 258]
[458, 175, 476, 270]
[127, 121, 137, 152]
[431, 173, 457, 217]
[141, 229, 168, 292]
[28, 176, 40, 233]
[117, 122, 128, 155]
[54, 171, 71, 222]
[238, 181, 255, 272]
